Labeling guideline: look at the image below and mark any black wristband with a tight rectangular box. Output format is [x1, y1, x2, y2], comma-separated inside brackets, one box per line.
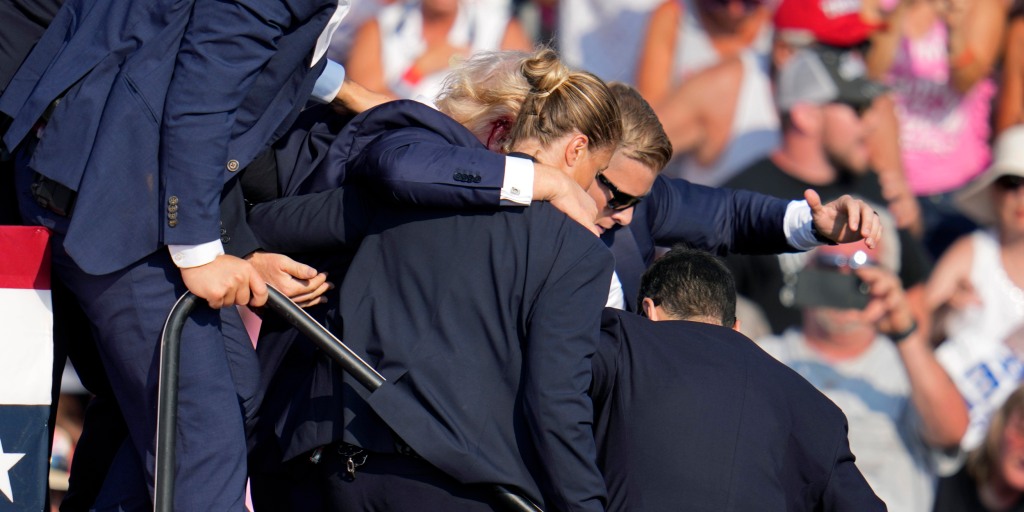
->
[887, 320, 918, 344]
[812, 222, 839, 246]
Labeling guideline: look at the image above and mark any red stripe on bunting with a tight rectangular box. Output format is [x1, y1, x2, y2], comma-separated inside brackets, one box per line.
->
[0, 226, 52, 290]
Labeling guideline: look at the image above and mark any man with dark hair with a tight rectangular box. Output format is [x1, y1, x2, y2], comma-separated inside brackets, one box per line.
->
[636, 245, 737, 327]
[592, 246, 884, 511]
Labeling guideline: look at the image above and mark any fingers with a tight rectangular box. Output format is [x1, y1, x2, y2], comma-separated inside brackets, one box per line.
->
[860, 208, 881, 249]
[855, 266, 911, 327]
[843, 196, 862, 232]
[804, 189, 824, 213]
[206, 294, 225, 310]
[275, 271, 328, 296]
[282, 258, 318, 280]
[248, 267, 269, 308]
[294, 281, 334, 308]
[855, 266, 889, 321]
[273, 270, 331, 306]
[290, 276, 333, 307]
[231, 281, 251, 309]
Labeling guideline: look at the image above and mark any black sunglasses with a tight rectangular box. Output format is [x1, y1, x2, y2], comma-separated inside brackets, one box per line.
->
[995, 175, 1024, 191]
[834, 100, 870, 118]
[596, 173, 643, 211]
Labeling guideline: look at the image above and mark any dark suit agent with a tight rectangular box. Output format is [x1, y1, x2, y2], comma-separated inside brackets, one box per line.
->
[248, 50, 620, 511]
[592, 247, 885, 511]
[590, 83, 884, 311]
[0, 0, 353, 508]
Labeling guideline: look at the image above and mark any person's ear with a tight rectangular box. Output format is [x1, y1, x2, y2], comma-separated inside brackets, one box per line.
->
[790, 103, 822, 135]
[486, 117, 513, 153]
[642, 297, 661, 321]
[732, 318, 741, 333]
[563, 134, 589, 167]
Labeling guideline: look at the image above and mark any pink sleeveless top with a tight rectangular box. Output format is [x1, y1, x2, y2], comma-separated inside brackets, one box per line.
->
[886, 22, 994, 196]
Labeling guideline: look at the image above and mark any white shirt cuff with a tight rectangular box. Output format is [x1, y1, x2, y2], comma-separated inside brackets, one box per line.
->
[311, 60, 347, 104]
[169, 240, 225, 268]
[784, 200, 820, 251]
[500, 156, 535, 206]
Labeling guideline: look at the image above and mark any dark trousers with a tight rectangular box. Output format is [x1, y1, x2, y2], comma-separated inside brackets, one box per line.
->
[15, 158, 259, 511]
[250, 447, 499, 512]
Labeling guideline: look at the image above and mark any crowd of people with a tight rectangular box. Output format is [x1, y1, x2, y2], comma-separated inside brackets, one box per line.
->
[3, 0, 1024, 510]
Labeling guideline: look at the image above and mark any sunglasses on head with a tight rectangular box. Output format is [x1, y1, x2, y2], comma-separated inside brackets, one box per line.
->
[596, 173, 643, 211]
[995, 175, 1024, 191]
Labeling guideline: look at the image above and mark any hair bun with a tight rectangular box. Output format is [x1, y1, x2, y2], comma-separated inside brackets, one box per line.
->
[520, 49, 571, 98]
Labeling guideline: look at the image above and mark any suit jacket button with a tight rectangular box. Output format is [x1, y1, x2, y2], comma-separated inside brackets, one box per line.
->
[167, 212, 178, 220]
[226, 159, 240, 172]
[168, 196, 179, 205]
[168, 204, 178, 213]
[473, 175, 481, 183]
[168, 219, 178, 228]
[221, 235, 231, 243]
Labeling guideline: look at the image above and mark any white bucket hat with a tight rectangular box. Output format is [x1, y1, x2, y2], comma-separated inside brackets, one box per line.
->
[956, 125, 1024, 226]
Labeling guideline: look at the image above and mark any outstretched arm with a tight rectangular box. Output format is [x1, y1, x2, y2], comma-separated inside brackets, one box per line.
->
[642, 175, 792, 255]
[806, 190, 883, 249]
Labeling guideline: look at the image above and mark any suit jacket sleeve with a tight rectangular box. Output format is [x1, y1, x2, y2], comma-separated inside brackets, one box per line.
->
[220, 176, 262, 257]
[160, 0, 304, 246]
[247, 185, 373, 253]
[590, 311, 621, 402]
[642, 175, 794, 255]
[346, 125, 506, 208]
[247, 123, 507, 253]
[822, 420, 887, 511]
[524, 230, 612, 512]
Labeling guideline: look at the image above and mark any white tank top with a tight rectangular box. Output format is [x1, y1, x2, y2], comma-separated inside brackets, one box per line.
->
[672, 0, 772, 79]
[664, 51, 780, 186]
[936, 229, 1024, 450]
[379, 0, 510, 102]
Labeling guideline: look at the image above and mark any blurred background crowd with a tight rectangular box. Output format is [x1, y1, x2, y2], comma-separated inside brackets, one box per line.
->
[38, 0, 1024, 510]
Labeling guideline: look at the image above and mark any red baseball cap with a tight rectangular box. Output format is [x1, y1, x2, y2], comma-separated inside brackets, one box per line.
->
[773, 0, 883, 47]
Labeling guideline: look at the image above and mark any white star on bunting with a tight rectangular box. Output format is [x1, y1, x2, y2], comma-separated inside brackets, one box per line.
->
[0, 438, 26, 503]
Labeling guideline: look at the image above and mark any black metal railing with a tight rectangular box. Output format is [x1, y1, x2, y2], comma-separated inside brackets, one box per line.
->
[155, 286, 541, 512]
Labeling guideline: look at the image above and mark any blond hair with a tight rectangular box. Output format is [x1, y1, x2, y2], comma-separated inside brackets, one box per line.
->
[608, 82, 672, 174]
[436, 48, 622, 153]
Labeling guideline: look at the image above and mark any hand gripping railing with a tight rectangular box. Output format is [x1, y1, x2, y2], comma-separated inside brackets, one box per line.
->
[154, 286, 542, 512]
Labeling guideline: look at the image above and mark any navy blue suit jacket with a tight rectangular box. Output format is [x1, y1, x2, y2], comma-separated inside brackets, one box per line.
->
[249, 101, 613, 511]
[593, 309, 886, 511]
[0, 0, 337, 274]
[606, 177, 791, 310]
